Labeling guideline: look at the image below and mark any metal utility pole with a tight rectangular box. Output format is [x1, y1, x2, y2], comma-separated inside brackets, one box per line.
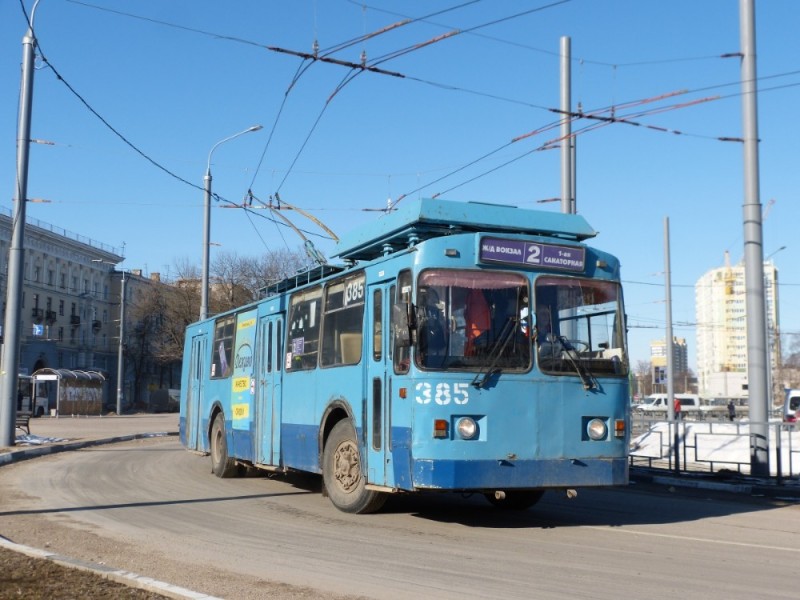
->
[664, 218, 679, 472]
[560, 36, 573, 215]
[116, 271, 127, 415]
[740, 0, 769, 476]
[0, 1, 39, 447]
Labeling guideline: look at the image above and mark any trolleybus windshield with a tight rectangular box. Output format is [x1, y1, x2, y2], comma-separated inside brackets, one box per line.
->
[534, 275, 627, 377]
[415, 269, 531, 371]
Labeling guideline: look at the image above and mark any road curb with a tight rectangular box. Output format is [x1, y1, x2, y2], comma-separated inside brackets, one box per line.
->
[0, 535, 221, 600]
[0, 431, 178, 467]
[630, 467, 800, 499]
[1, 431, 220, 600]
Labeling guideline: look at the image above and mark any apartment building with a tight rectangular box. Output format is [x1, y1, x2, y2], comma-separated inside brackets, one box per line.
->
[695, 252, 780, 401]
[0, 209, 171, 410]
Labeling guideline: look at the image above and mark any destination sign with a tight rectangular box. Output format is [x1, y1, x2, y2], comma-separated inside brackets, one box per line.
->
[479, 237, 585, 272]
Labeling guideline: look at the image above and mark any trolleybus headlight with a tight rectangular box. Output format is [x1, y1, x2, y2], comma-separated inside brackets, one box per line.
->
[456, 417, 478, 440]
[586, 418, 607, 441]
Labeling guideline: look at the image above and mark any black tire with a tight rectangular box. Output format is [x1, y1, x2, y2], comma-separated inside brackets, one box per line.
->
[484, 489, 544, 510]
[322, 420, 387, 514]
[210, 413, 241, 478]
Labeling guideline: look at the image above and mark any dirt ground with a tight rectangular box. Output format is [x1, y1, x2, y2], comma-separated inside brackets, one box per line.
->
[0, 546, 172, 600]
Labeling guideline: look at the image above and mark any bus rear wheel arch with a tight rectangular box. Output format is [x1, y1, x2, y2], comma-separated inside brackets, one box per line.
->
[322, 420, 386, 514]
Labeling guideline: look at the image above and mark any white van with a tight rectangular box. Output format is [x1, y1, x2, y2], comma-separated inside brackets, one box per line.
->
[635, 393, 701, 413]
[784, 389, 800, 423]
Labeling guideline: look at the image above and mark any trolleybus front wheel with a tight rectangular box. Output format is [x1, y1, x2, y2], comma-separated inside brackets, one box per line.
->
[210, 413, 242, 478]
[484, 489, 544, 510]
[323, 420, 387, 514]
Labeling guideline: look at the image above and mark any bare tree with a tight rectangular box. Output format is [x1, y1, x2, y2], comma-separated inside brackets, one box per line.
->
[210, 248, 310, 311]
[211, 251, 255, 313]
[633, 360, 653, 398]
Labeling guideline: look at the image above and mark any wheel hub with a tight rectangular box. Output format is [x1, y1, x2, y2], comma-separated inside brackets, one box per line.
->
[333, 440, 360, 492]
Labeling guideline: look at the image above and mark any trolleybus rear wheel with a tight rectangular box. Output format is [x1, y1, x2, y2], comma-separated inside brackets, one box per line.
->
[323, 420, 387, 514]
[210, 413, 241, 478]
[484, 489, 544, 510]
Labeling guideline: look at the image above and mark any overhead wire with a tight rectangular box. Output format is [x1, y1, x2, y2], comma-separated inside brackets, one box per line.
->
[41, 1, 800, 253]
[64, 0, 800, 202]
[345, 0, 730, 70]
[257, 0, 498, 194]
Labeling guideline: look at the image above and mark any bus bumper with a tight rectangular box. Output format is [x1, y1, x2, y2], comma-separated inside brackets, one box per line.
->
[411, 456, 629, 490]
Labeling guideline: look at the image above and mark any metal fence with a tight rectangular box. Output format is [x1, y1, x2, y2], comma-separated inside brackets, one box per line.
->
[630, 415, 800, 484]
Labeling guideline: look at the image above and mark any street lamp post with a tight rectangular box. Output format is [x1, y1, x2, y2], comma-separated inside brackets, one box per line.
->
[0, 0, 41, 447]
[200, 125, 262, 321]
[93, 260, 127, 415]
[116, 270, 126, 415]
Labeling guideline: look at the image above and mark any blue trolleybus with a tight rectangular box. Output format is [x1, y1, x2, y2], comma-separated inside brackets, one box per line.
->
[180, 198, 630, 513]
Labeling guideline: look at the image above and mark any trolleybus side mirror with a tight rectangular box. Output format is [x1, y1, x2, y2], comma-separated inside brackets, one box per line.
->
[392, 302, 414, 349]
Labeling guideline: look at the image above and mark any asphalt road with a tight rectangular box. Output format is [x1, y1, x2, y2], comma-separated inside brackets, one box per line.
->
[2, 435, 799, 600]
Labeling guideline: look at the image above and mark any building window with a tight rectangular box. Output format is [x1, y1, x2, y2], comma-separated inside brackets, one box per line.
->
[48, 269, 54, 286]
[58, 327, 64, 341]
[60, 272, 66, 289]
[59, 300, 64, 316]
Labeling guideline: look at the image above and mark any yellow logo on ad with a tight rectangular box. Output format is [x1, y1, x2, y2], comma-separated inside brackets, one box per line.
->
[232, 403, 250, 420]
[232, 377, 250, 393]
[238, 318, 256, 330]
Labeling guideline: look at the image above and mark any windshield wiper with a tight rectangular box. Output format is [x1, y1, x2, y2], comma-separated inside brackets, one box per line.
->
[471, 318, 517, 389]
[555, 336, 597, 390]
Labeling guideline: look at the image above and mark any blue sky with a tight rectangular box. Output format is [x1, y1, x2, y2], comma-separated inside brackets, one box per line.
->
[2, 0, 798, 370]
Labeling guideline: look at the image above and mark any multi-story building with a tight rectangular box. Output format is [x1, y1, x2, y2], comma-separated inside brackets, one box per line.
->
[650, 337, 689, 372]
[695, 252, 780, 402]
[0, 209, 174, 411]
[649, 337, 690, 390]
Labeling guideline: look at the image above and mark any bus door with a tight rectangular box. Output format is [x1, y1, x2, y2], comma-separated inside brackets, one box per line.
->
[186, 333, 206, 450]
[365, 281, 391, 485]
[256, 313, 284, 466]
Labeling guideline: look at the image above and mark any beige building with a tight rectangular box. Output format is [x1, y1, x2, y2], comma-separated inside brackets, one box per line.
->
[0, 209, 170, 411]
[694, 252, 780, 402]
[650, 337, 689, 372]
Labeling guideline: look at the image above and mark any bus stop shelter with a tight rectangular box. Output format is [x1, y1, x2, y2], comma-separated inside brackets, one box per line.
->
[31, 368, 106, 416]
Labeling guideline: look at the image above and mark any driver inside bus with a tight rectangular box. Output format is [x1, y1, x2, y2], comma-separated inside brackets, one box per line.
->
[534, 306, 558, 363]
[418, 288, 447, 367]
[534, 306, 554, 344]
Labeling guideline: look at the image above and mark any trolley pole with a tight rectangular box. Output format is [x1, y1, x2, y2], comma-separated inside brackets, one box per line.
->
[0, 4, 38, 447]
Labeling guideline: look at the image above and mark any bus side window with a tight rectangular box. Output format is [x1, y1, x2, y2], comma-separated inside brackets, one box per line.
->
[267, 321, 273, 373]
[321, 273, 366, 367]
[394, 271, 411, 374]
[276, 321, 282, 371]
[287, 287, 322, 371]
[373, 289, 382, 361]
[211, 315, 236, 379]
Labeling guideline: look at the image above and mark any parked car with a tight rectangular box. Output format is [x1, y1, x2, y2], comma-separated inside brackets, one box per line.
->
[784, 389, 800, 423]
[635, 393, 701, 412]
